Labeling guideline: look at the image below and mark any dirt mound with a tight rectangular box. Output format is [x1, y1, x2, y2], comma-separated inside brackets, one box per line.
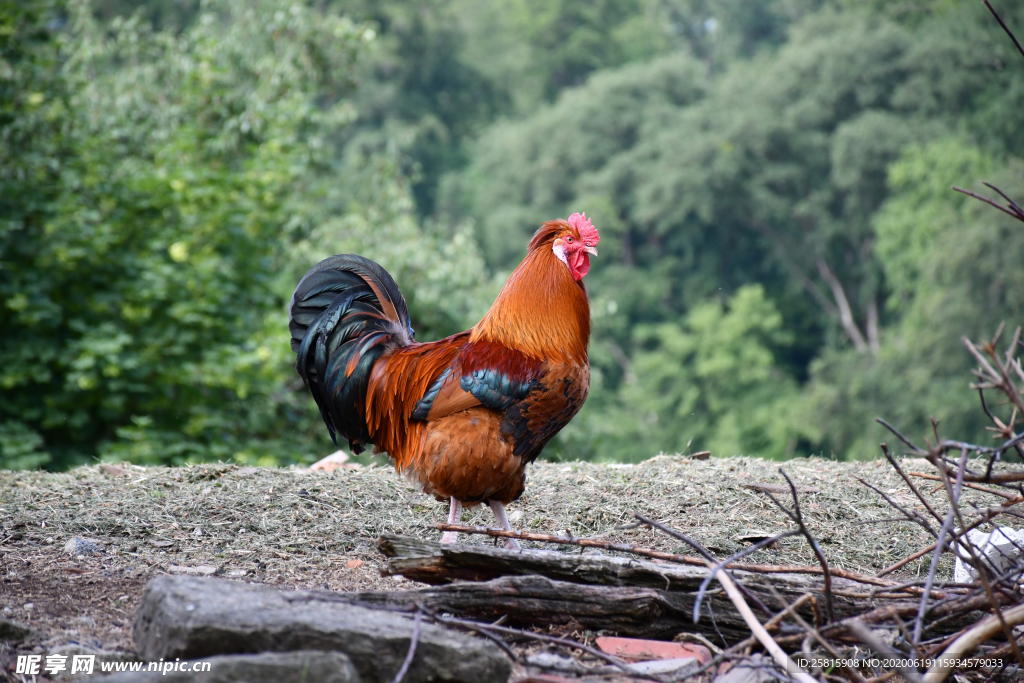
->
[1, 455, 972, 662]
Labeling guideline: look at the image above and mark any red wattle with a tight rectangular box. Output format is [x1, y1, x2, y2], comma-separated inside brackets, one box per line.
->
[569, 252, 590, 281]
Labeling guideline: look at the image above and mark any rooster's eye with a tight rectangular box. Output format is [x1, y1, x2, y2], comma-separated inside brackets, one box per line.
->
[566, 236, 573, 243]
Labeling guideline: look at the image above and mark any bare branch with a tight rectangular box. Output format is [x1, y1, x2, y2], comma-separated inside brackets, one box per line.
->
[817, 257, 869, 353]
[876, 543, 936, 577]
[912, 448, 969, 649]
[922, 602, 1024, 683]
[760, 469, 836, 623]
[877, 421, 925, 454]
[700, 549, 818, 683]
[952, 185, 1024, 222]
[847, 620, 924, 683]
[692, 530, 802, 621]
[437, 522, 921, 589]
[983, 0, 1024, 61]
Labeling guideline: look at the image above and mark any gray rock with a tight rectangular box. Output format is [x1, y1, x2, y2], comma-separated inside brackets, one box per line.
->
[0, 617, 32, 642]
[91, 651, 358, 683]
[64, 537, 102, 556]
[133, 575, 510, 683]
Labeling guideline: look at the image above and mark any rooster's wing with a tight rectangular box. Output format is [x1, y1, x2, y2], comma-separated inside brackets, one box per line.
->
[411, 341, 589, 463]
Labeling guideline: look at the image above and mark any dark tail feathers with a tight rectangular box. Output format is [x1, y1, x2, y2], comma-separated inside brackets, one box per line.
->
[288, 255, 414, 453]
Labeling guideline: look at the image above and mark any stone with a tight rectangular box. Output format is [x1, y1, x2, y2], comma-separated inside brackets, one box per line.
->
[166, 564, 220, 576]
[63, 537, 102, 556]
[91, 651, 358, 683]
[133, 575, 511, 683]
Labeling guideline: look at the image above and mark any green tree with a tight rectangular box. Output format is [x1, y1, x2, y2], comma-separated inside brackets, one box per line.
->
[334, 0, 508, 218]
[448, 1, 1024, 460]
[585, 285, 799, 461]
[796, 140, 1024, 459]
[0, 0, 428, 470]
[0, 0, 70, 469]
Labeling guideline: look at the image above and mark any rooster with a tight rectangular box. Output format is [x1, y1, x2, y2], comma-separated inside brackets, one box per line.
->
[288, 214, 598, 548]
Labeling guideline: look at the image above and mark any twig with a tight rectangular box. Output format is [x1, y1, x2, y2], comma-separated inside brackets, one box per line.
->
[983, 0, 1024, 62]
[880, 444, 946, 526]
[693, 530, 803, 621]
[434, 614, 636, 676]
[676, 636, 755, 682]
[857, 476, 936, 537]
[762, 593, 815, 632]
[759, 469, 836, 623]
[390, 609, 421, 683]
[922, 602, 1024, 683]
[960, 465, 1024, 483]
[633, 513, 774, 617]
[912, 448, 969, 649]
[847, 620, 924, 683]
[436, 522, 707, 564]
[877, 419, 925, 453]
[766, 585, 868, 683]
[938, 453, 1024, 669]
[710, 559, 817, 683]
[890, 501, 1024, 573]
[965, 333, 1024, 417]
[952, 185, 1024, 222]
[908, 471, 1021, 502]
[887, 605, 915, 649]
[853, 517, 925, 526]
[674, 631, 724, 655]
[977, 385, 1024, 463]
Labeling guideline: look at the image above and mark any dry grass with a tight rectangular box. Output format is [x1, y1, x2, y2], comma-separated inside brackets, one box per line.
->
[0, 454, 1008, 665]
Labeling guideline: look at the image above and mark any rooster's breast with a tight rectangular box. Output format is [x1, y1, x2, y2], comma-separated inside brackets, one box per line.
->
[413, 360, 589, 505]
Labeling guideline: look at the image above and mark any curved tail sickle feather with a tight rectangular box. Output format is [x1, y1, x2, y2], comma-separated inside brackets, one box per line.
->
[288, 255, 414, 454]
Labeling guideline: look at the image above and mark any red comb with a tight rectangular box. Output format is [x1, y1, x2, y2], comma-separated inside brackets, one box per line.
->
[568, 212, 599, 244]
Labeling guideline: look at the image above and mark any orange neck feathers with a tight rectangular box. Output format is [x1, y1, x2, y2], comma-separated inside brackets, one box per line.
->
[471, 226, 591, 366]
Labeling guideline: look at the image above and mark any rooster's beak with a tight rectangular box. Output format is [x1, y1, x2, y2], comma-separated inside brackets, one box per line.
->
[584, 246, 598, 257]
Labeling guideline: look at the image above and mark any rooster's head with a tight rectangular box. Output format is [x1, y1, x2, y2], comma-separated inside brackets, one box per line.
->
[541, 212, 599, 282]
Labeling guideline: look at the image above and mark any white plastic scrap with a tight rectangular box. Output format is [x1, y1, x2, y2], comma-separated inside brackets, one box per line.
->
[953, 527, 1024, 584]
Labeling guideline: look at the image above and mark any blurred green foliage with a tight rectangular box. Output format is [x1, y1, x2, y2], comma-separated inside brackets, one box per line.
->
[2, 0, 1023, 469]
[444, 1, 1024, 461]
[797, 141, 1024, 460]
[0, 0, 493, 469]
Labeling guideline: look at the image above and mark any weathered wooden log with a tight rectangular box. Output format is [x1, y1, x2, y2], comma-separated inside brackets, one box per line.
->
[364, 536, 977, 642]
[322, 573, 749, 640]
[380, 534, 875, 596]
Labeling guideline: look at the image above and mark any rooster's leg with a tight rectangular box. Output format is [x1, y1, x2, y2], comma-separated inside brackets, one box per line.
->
[488, 500, 522, 551]
[440, 497, 462, 544]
